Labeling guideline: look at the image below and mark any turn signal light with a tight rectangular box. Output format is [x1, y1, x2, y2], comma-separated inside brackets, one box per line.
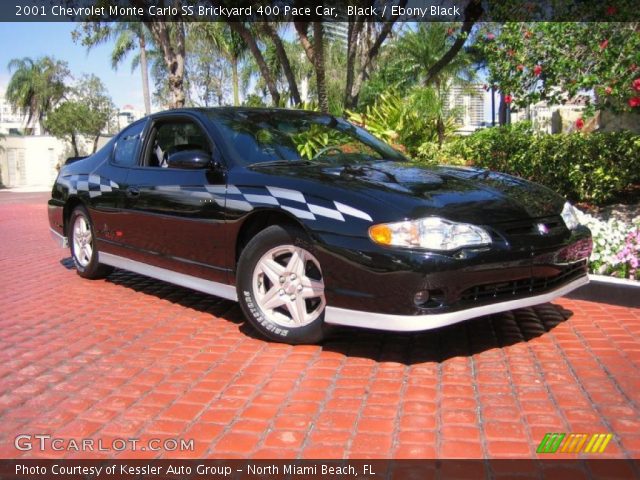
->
[369, 224, 392, 245]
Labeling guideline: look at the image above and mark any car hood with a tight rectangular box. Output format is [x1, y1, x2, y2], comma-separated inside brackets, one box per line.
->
[250, 161, 565, 225]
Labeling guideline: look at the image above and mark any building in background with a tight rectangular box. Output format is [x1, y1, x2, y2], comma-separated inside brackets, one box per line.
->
[0, 136, 63, 188]
[0, 100, 145, 188]
[0, 135, 111, 188]
[444, 84, 486, 135]
[116, 104, 145, 130]
[510, 97, 588, 133]
[0, 92, 43, 136]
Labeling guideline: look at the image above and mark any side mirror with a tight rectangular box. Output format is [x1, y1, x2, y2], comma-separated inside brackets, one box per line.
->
[166, 150, 213, 169]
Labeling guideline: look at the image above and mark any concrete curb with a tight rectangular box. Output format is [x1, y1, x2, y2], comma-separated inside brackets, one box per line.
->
[567, 274, 640, 308]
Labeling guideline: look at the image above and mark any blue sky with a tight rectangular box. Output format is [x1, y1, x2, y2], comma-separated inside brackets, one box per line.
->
[0, 23, 144, 109]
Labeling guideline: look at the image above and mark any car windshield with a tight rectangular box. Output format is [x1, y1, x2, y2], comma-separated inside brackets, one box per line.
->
[206, 109, 407, 166]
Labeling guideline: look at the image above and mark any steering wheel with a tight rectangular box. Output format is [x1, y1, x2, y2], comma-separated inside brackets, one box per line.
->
[312, 146, 343, 159]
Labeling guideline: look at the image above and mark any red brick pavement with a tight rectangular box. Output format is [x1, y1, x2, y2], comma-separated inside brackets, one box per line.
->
[0, 191, 639, 459]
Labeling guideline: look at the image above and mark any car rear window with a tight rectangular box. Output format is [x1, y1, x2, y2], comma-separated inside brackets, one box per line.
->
[113, 121, 145, 167]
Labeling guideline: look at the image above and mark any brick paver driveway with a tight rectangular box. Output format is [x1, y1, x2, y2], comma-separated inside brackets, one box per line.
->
[1, 191, 639, 460]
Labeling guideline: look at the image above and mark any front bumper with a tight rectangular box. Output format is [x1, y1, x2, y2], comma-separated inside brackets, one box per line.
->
[324, 274, 588, 332]
[316, 224, 592, 327]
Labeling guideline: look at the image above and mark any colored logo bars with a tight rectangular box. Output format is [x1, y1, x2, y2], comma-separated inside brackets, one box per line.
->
[537, 433, 613, 454]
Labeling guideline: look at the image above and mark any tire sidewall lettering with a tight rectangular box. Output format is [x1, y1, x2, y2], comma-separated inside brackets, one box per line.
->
[243, 290, 289, 337]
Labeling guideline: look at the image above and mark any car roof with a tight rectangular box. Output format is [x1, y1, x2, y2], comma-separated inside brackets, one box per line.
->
[150, 107, 334, 122]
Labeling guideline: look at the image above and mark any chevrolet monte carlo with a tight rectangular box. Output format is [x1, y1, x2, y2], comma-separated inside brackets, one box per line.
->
[48, 108, 592, 344]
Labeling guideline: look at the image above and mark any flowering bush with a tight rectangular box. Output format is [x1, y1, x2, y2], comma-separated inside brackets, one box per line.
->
[617, 229, 640, 279]
[575, 209, 640, 280]
[477, 23, 640, 116]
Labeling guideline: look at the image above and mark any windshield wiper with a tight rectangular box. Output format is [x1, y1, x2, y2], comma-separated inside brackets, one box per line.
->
[249, 159, 312, 168]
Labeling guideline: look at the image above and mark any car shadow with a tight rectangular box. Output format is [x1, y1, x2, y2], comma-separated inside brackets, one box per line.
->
[62, 258, 574, 364]
[62, 258, 242, 323]
[320, 303, 573, 364]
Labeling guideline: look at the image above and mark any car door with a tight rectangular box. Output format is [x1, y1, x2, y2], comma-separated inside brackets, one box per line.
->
[88, 120, 146, 256]
[118, 114, 229, 284]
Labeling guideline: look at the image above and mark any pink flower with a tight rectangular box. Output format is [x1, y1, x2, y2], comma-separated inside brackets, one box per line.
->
[633, 78, 640, 92]
[600, 39, 609, 50]
[629, 97, 640, 108]
[604, 86, 613, 95]
[504, 94, 513, 104]
[533, 65, 542, 76]
[575, 118, 584, 130]
[516, 64, 524, 72]
[486, 33, 495, 41]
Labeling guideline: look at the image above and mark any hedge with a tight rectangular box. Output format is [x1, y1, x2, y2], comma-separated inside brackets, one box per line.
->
[429, 123, 640, 205]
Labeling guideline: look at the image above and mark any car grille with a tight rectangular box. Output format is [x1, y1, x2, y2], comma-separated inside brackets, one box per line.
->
[460, 259, 587, 304]
[497, 215, 566, 238]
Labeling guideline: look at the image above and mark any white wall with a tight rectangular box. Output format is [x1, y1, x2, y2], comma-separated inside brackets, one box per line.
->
[0, 135, 111, 188]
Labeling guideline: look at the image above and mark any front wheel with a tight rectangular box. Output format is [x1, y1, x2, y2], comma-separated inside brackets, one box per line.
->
[69, 206, 113, 279]
[237, 225, 328, 344]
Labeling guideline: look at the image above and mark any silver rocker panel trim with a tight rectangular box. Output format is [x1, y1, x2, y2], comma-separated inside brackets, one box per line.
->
[323, 275, 589, 332]
[99, 252, 238, 302]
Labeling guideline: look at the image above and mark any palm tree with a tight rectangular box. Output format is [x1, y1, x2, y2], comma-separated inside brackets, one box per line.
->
[5, 56, 68, 134]
[190, 23, 249, 106]
[73, 23, 152, 114]
[294, 22, 330, 113]
[392, 24, 476, 145]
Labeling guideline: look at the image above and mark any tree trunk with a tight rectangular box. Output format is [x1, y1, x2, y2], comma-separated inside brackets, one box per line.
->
[143, 20, 186, 109]
[437, 115, 445, 147]
[260, 23, 301, 106]
[295, 21, 315, 64]
[344, 19, 364, 109]
[231, 55, 239, 106]
[499, 94, 507, 126]
[139, 36, 152, 115]
[168, 65, 185, 108]
[312, 23, 329, 113]
[424, 0, 483, 85]
[71, 134, 79, 157]
[227, 22, 280, 105]
[92, 135, 100, 153]
[345, 1, 406, 109]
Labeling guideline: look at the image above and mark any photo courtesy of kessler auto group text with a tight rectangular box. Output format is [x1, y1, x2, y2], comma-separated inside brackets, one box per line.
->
[0, 0, 639, 478]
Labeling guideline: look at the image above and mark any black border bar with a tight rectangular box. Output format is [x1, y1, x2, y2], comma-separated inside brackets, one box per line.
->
[2, 0, 640, 23]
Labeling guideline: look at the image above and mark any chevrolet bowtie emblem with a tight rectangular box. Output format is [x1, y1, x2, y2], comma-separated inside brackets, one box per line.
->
[537, 223, 550, 235]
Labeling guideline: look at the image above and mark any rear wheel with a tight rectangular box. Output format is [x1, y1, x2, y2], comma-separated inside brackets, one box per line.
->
[69, 206, 113, 279]
[237, 225, 328, 344]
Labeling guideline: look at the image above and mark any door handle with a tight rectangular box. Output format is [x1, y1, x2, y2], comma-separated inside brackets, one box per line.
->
[126, 187, 140, 197]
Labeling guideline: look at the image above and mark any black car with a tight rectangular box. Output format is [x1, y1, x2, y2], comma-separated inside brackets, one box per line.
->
[48, 108, 592, 344]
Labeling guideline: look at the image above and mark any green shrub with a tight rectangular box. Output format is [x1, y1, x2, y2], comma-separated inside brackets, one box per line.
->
[444, 126, 640, 205]
[414, 141, 469, 166]
[346, 89, 458, 158]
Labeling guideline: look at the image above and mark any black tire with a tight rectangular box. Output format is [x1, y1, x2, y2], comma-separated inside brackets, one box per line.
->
[68, 206, 113, 279]
[237, 225, 328, 344]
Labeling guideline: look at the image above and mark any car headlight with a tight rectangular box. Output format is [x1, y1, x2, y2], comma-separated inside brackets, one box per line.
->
[561, 202, 579, 230]
[368, 217, 492, 251]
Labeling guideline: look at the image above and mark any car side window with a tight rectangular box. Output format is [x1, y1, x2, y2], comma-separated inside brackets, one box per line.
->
[113, 121, 145, 167]
[146, 120, 212, 168]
